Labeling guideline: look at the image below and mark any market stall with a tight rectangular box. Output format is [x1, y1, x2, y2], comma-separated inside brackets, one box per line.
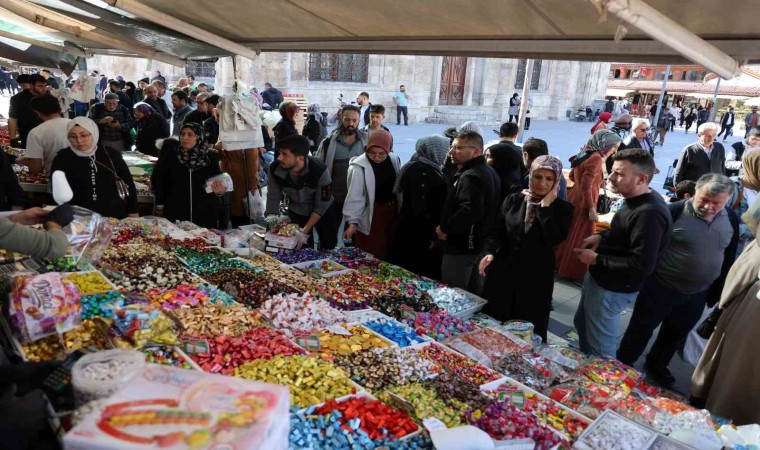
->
[0, 213, 745, 450]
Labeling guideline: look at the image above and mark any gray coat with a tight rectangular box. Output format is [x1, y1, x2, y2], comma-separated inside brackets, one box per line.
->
[674, 142, 726, 184]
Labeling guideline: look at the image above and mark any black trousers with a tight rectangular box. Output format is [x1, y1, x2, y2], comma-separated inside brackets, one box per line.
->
[525, 117, 531, 130]
[718, 125, 733, 139]
[314, 200, 343, 250]
[617, 277, 708, 369]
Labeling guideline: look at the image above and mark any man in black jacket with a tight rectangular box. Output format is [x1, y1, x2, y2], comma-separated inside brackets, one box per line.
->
[262, 82, 283, 109]
[725, 127, 760, 177]
[436, 130, 501, 294]
[573, 149, 672, 357]
[674, 123, 725, 184]
[718, 106, 735, 142]
[618, 174, 738, 386]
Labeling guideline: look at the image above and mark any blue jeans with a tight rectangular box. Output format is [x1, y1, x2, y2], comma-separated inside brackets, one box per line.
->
[574, 273, 638, 357]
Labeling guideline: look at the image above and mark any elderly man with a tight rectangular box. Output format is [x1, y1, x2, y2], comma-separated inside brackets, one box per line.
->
[618, 174, 738, 386]
[152, 80, 173, 111]
[674, 122, 725, 184]
[144, 84, 171, 122]
[86, 93, 134, 152]
[107, 79, 133, 110]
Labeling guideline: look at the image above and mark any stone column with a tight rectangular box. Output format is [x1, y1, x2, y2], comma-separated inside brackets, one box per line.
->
[464, 58, 477, 106]
[431, 56, 443, 107]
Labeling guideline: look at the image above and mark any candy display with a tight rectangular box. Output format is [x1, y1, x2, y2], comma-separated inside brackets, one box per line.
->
[141, 346, 197, 370]
[66, 364, 290, 449]
[315, 324, 391, 360]
[81, 291, 126, 320]
[0, 216, 720, 450]
[467, 401, 568, 450]
[573, 410, 657, 450]
[403, 309, 477, 340]
[189, 327, 306, 374]
[417, 343, 501, 386]
[235, 355, 357, 407]
[332, 347, 437, 392]
[67, 271, 115, 295]
[362, 318, 428, 347]
[312, 394, 420, 439]
[172, 303, 263, 337]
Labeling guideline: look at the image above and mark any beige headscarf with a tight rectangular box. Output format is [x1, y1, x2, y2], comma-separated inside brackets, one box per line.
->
[742, 150, 760, 192]
[66, 117, 100, 156]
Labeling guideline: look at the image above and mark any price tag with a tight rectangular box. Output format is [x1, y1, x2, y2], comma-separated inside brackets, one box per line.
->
[325, 324, 352, 336]
[181, 338, 210, 355]
[422, 417, 448, 432]
[294, 334, 321, 351]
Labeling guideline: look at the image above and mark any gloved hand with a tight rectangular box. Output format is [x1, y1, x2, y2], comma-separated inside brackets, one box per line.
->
[45, 204, 75, 227]
[294, 229, 310, 249]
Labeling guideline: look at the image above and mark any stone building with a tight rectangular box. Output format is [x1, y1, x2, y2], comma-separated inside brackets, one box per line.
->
[86, 53, 610, 123]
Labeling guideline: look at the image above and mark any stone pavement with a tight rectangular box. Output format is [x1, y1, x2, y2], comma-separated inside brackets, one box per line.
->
[1, 93, 713, 394]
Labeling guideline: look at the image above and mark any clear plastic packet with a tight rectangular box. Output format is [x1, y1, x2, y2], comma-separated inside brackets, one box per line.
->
[578, 356, 640, 393]
[204, 172, 234, 193]
[443, 337, 494, 368]
[547, 380, 613, 419]
[494, 352, 561, 390]
[71, 349, 145, 405]
[456, 326, 531, 363]
[535, 343, 586, 370]
[9, 272, 82, 342]
[65, 207, 113, 269]
[111, 304, 183, 347]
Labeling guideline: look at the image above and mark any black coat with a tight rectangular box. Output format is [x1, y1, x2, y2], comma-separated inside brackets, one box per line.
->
[262, 87, 283, 108]
[144, 97, 172, 121]
[0, 153, 26, 211]
[50, 145, 138, 219]
[481, 192, 574, 340]
[135, 114, 170, 156]
[151, 139, 222, 229]
[395, 161, 449, 277]
[439, 156, 501, 254]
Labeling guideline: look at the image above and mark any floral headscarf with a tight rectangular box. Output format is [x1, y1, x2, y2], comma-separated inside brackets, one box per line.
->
[523, 155, 563, 233]
[307, 103, 321, 116]
[176, 122, 210, 170]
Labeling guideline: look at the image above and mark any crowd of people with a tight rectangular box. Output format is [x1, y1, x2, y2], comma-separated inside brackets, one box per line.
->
[3, 67, 760, 425]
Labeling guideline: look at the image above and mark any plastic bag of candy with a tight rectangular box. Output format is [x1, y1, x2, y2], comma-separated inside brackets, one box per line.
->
[65, 207, 113, 268]
[494, 352, 561, 390]
[456, 326, 531, 363]
[9, 272, 82, 342]
[442, 337, 493, 368]
[547, 380, 613, 419]
[578, 356, 640, 393]
[111, 304, 182, 347]
[535, 343, 587, 370]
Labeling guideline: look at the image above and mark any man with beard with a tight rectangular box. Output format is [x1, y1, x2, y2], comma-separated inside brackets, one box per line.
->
[266, 135, 333, 248]
[573, 149, 672, 357]
[314, 105, 368, 249]
[170, 90, 192, 137]
[8, 74, 46, 148]
[143, 84, 172, 122]
[618, 174, 737, 386]
[184, 92, 211, 126]
[87, 93, 134, 152]
[107, 79, 133, 111]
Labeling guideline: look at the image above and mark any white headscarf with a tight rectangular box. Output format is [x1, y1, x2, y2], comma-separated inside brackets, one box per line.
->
[66, 117, 99, 156]
[458, 120, 484, 137]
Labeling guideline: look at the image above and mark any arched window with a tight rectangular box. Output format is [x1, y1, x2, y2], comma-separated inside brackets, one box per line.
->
[514, 59, 542, 90]
[308, 53, 369, 83]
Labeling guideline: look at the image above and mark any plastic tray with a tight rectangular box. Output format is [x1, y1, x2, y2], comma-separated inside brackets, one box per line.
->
[448, 288, 489, 319]
[414, 341, 502, 388]
[291, 258, 353, 278]
[573, 410, 658, 450]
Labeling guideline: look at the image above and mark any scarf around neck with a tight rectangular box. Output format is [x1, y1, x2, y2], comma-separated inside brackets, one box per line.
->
[176, 123, 210, 170]
[522, 155, 563, 233]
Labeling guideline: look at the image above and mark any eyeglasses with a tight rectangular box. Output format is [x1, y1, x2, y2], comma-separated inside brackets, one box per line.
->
[450, 145, 478, 152]
[635, 127, 650, 132]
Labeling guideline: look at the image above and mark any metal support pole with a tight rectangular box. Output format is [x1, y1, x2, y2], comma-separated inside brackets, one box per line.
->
[709, 78, 721, 122]
[651, 64, 671, 135]
[517, 59, 534, 143]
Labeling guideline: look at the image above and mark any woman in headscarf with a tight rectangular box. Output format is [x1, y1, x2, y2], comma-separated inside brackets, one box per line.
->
[392, 135, 450, 279]
[133, 102, 170, 156]
[728, 150, 760, 254]
[124, 81, 139, 104]
[302, 102, 328, 154]
[273, 101, 300, 156]
[50, 117, 138, 219]
[508, 93, 520, 123]
[151, 123, 227, 228]
[555, 129, 623, 282]
[690, 195, 760, 425]
[479, 156, 574, 342]
[342, 130, 401, 260]
[591, 111, 613, 134]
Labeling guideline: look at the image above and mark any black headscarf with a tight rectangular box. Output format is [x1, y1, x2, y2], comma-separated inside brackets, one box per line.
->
[176, 123, 210, 170]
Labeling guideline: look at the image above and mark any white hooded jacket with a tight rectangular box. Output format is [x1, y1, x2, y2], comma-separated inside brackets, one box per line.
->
[342, 153, 401, 235]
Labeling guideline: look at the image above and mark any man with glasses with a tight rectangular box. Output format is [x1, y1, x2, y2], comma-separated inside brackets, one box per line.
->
[435, 131, 501, 294]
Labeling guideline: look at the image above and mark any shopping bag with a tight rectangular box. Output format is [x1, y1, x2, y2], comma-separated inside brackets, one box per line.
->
[663, 164, 676, 190]
[243, 189, 266, 220]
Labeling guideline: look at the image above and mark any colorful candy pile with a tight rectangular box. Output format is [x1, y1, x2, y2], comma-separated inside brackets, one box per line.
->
[81, 291, 126, 320]
[172, 304, 263, 337]
[314, 396, 419, 439]
[141, 346, 196, 370]
[378, 383, 464, 428]
[418, 344, 501, 386]
[332, 347, 437, 392]
[259, 293, 348, 336]
[362, 318, 427, 347]
[315, 325, 391, 360]
[272, 248, 326, 264]
[404, 309, 477, 340]
[295, 259, 347, 277]
[190, 327, 305, 374]
[467, 401, 568, 450]
[235, 355, 356, 407]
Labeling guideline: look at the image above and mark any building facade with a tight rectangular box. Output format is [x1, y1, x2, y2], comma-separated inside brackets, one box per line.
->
[86, 53, 610, 123]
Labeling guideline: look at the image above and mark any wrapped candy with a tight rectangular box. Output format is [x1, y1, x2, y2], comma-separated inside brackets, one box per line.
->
[548, 380, 614, 419]
[579, 357, 640, 394]
[9, 272, 82, 342]
[111, 304, 182, 347]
